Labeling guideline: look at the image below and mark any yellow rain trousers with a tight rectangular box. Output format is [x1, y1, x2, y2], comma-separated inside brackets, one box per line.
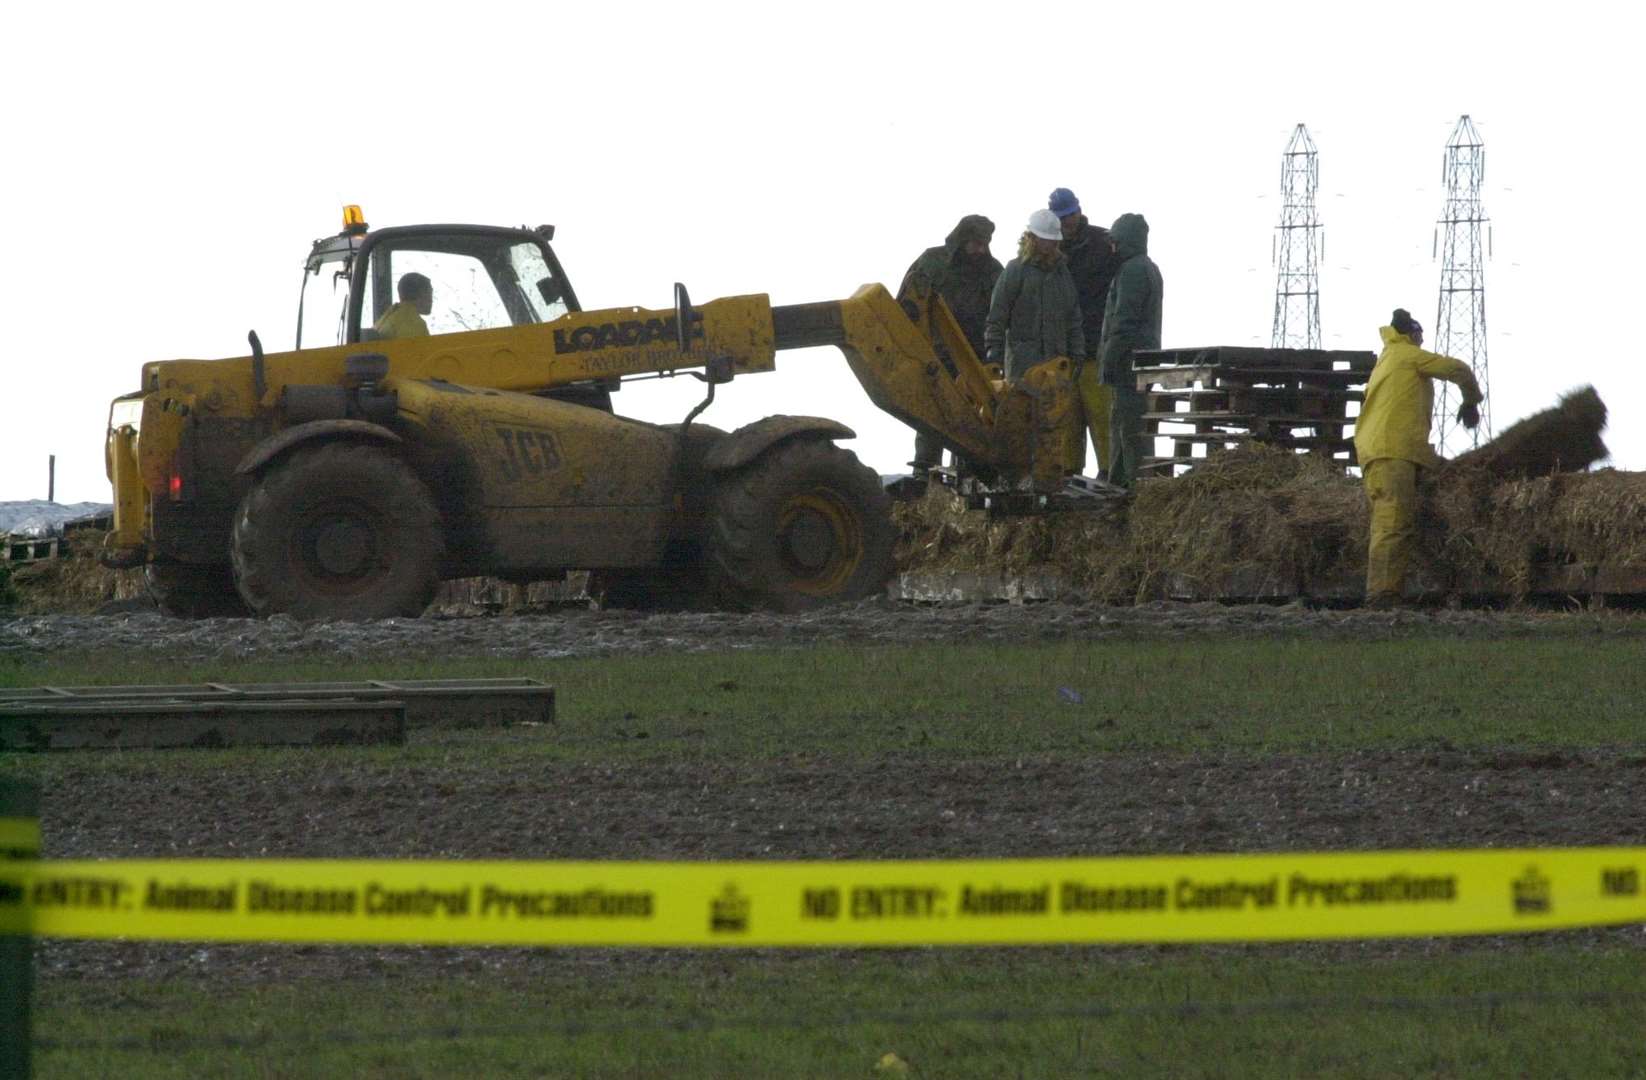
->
[1363, 457, 1419, 601]
[1077, 364, 1113, 473]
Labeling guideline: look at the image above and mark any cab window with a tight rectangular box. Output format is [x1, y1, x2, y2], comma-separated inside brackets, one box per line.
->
[386, 249, 510, 335]
[357, 233, 573, 341]
[508, 241, 571, 323]
[297, 253, 353, 349]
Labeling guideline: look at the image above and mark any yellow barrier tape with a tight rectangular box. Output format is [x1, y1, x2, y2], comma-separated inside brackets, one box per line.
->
[0, 816, 41, 858]
[1, 850, 1642, 947]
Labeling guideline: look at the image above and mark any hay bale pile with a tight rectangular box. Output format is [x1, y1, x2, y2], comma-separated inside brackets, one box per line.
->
[1453, 386, 1609, 478]
[892, 487, 1128, 593]
[897, 420, 1646, 603]
[1430, 468, 1646, 592]
[2, 526, 144, 614]
[1426, 385, 1621, 591]
[1121, 448, 1367, 600]
[896, 447, 1371, 601]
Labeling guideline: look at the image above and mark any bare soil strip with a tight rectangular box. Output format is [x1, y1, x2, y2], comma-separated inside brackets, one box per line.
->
[30, 747, 1646, 983]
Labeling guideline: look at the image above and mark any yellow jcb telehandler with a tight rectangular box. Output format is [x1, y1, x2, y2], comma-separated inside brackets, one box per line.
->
[103, 207, 1083, 618]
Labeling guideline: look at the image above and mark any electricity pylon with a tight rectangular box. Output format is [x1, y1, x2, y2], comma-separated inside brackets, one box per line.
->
[1271, 123, 1322, 349]
[1433, 114, 1492, 452]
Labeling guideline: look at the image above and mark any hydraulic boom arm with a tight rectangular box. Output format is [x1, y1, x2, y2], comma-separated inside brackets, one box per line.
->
[771, 285, 1080, 488]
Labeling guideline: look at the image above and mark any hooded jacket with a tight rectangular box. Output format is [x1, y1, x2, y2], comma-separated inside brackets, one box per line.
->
[983, 235, 1085, 380]
[1096, 214, 1163, 386]
[1354, 325, 1483, 468]
[899, 215, 1003, 358]
[1060, 216, 1123, 360]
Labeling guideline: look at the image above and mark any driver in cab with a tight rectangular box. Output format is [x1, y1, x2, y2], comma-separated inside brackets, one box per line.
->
[373, 272, 433, 338]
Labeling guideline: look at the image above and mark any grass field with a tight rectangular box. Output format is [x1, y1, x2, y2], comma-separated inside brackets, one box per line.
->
[6, 634, 1646, 764]
[31, 948, 1646, 1079]
[7, 632, 1646, 1077]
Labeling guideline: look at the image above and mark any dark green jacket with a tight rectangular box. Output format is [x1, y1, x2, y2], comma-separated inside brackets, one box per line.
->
[1097, 213, 1163, 387]
[898, 215, 1002, 358]
[1059, 216, 1123, 361]
[984, 244, 1085, 380]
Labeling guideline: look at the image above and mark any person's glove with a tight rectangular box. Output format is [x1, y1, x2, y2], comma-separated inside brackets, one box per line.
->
[1457, 401, 1481, 430]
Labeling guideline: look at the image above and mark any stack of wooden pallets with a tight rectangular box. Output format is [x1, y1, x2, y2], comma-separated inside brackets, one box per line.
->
[1130, 346, 1377, 476]
[2, 536, 62, 563]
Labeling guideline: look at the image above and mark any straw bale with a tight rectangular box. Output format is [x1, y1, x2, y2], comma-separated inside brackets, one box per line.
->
[895, 446, 1372, 601]
[4, 526, 144, 613]
[892, 485, 1130, 596]
[895, 438, 1646, 602]
[1453, 385, 1609, 477]
[1116, 447, 1359, 599]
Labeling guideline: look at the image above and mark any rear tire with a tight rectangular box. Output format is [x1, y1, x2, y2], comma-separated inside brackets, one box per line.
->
[145, 561, 248, 618]
[704, 439, 894, 611]
[232, 442, 444, 620]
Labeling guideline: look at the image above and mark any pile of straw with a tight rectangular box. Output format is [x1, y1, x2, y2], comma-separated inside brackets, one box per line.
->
[1453, 386, 1609, 477]
[1430, 468, 1646, 591]
[895, 446, 1372, 601]
[3, 527, 144, 613]
[896, 384, 1638, 601]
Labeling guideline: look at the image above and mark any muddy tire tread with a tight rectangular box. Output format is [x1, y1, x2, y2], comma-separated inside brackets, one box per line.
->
[232, 442, 444, 620]
[703, 438, 894, 612]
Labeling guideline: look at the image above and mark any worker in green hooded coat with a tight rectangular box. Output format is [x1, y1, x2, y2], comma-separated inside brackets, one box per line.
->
[898, 215, 1001, 474]
[984, 209, 1085, 382]
[1096, 213, 1163, 488]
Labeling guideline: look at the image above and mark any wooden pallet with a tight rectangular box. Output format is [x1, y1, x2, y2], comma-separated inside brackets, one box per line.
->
[1130, 346, 1374, 476]
[3, 537, 62, 564]
[0, 677, 555, 750]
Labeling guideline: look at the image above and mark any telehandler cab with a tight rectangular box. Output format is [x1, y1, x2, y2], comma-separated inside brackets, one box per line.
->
[103, 207, 1083, 619]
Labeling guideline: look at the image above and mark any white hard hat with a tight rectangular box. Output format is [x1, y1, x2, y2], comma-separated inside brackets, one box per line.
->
[1027, 208, 1062, 241]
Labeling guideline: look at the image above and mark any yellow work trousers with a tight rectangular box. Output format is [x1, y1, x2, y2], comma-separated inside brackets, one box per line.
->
[1077, 364, 1113, 475]
[1364, 458, 1419, 600]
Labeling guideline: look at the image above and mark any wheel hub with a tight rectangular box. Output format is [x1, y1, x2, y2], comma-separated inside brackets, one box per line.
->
[782, 509, 836, 572]
[313, 518, 373, 577]
[774, 490, 863, 596]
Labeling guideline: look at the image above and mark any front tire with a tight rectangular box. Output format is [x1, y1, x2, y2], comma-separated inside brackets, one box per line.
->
[232, 442, 444, 620]
[704, 439, 894, 611]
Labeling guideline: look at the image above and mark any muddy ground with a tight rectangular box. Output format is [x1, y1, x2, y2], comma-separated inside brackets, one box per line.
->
[9, 604, 1646, 984]
[6, 600, 1646, 662]
[28, 744, 1646, 984]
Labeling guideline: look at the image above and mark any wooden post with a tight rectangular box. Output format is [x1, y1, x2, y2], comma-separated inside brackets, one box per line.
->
[1, 777, 39, 1079]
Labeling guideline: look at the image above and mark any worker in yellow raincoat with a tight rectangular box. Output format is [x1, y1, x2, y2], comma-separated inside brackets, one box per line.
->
[1353, 308, 1483, 607]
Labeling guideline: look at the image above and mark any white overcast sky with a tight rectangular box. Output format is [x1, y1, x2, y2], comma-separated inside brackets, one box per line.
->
[1, 0, 1637, 503]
